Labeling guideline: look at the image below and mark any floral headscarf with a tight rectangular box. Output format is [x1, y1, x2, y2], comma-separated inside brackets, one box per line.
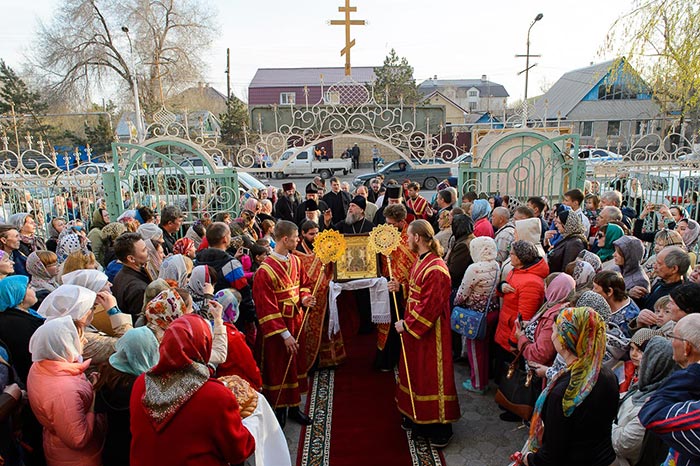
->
[145, 288, 187, 341]
[159, 255, 189, 288]
[575, 290, 612, 321]
[173, 238, 195, 256]
[596, 224, 624, 262]
[577, 250, 603, 273]
[572, 260, 596, 291]
[143, 314, 212, 431]
[26, 252, 59, 292]
[101, 222, 127, 242]
[527, 307, 607, 453]
[680, 219, 700, 250]
[214, 289, 240, 324]
[558, 209, 586, 238]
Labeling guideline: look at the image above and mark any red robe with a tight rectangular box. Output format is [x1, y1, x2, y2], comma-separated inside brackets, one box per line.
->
[252, 254, 312, 408]
[216, 322, 263, 390]
[406, 195, 431, 220]
[397, 252, 460, 424]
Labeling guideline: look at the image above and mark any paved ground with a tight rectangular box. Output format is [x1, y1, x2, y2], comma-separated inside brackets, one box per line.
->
[284, 360, 528, 465]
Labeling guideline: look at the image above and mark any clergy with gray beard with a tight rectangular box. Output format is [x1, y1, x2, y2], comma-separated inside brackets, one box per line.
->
[323, 195, 374, 234]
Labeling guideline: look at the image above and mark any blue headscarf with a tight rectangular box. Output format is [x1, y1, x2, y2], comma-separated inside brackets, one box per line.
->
[0, 275, 43, 318]
[109, 327, 160, 376]
[471, 199, 491, 221]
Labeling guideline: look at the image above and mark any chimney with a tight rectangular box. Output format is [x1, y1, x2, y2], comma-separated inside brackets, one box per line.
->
[433, 75, 438, 80]
[481, 75, 487, 82]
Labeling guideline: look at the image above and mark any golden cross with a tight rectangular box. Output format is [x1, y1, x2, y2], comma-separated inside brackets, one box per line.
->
[329, 0, 366, 76]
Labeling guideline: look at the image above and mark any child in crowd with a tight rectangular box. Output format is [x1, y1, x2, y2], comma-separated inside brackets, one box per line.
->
[653, 295, 675, 335]
[619, 328, 660, 393]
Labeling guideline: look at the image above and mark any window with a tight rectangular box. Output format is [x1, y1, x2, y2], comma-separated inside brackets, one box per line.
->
[280, 92, 296, 105]
[468, 90, 478, 97]
[581, 121, 593, 137]
[607, 121, 621, 136]
[468, 101, 477, 111]
[597, 84, 637, 100]
[324, 91, 340, 105]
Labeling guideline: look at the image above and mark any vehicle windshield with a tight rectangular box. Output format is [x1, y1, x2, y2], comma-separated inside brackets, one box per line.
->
[238, 172, 266, 190]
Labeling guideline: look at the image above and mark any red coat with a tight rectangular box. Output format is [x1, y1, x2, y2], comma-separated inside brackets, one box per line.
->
[473, 217, 494, 238]
[495, 258, 549, 352]
[129, 375, 255, 466]
[216, 323, 263, 390]
[398, 253, 460, 424]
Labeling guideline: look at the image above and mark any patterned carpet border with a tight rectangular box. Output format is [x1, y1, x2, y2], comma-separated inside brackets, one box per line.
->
[406, 432, 445, 466]
[298, 369, 334, 466]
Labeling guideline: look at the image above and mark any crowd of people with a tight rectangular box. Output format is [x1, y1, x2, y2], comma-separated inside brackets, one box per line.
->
[0, 171, 700, 466]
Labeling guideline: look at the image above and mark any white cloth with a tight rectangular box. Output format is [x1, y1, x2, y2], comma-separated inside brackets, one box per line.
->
[242, 393, 292, 466]
[328, 278, 390, 337]
[29, 316, 82, 362]
[60, 269, 109, 292]
[37, 284, 96, 323]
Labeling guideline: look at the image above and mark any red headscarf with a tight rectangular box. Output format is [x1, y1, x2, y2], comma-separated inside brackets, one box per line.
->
[173, 237, 195, 256]
[143, 314, 213, 431]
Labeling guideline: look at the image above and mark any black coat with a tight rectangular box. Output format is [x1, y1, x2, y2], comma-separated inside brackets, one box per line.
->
[0, 308, 44, 384]
[274, 196, 298, 223]
[331, 217, 374, 234]
[96, 380, 135, 466]
[112, 266, 152, 320]
[323, 191, 352, 225]
[447, 234, 474, 288]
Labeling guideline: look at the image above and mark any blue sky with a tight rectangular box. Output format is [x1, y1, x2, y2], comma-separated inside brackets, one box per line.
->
[0, 0, 633, 104]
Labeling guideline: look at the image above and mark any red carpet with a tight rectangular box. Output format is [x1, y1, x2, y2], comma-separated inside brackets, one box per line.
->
[328, 332, 414, 466]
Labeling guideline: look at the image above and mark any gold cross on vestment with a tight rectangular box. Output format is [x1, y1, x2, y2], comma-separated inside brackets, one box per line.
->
[329, 0, 366, 76]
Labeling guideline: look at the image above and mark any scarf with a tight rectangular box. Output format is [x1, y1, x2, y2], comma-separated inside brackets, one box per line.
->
[60, 269, 109, 293]
[28, 315, 83, 363]
[145, 289, 187, 341]
[575, 290, 612, 321]
[471, 199, 491, 222]
[109, 327, 160, 376]
[597, 224, 624, 262]
[186, 265, 211, 312]
[526, 307, 606, 453]
[214, 288, 240, 324]
[26, 252, 59, 292]
[578, 250, 603, 273]
[37, 284, 96, 325]
[91, 207, 108, 231]
[173, 238, 195, 256]
[572, 260, 596, 291]
[681, 219, 700, 250]
[56, 233, 85, 264]
[47, 217, 64, 240]
[628, 335, 676, 406]
[142, 314, 212, 432]
[101, 222, 126, 242]
[159, 255, 189, 288]
[524, 274, 575, 342]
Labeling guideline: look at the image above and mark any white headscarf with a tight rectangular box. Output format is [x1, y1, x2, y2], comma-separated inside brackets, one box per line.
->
[159, 255, 189, 287]
[29, 316, 82, 362]
[60, 269, 109, 293]
[138, 223, 163, 241]
[37, 284, 96, 324]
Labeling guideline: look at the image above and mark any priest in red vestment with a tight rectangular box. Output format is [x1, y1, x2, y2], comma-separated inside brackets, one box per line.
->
[375, 203, 418, 371]
[406, 182, 433, 220]
[253, 220, 316, 428]
[393, 219, 460, 448]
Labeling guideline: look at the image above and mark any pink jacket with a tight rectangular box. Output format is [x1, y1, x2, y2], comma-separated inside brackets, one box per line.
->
[473, 217, 494, 238]
[27, 360, 106, 466]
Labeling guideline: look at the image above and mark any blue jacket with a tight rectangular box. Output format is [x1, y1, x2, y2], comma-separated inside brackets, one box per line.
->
[639, 363, 700, 466]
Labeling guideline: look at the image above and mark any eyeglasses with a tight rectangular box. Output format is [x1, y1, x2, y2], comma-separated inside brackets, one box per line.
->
[668, 334, 699, 350]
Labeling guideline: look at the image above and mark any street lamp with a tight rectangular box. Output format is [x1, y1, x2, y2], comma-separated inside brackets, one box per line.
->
[122, 26, 145, 143]
[521, 13, 543, 123]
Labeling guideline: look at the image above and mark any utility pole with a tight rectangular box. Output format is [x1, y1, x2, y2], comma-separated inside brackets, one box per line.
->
[226, 48, 231, 101]
[121, 26, 145, 143]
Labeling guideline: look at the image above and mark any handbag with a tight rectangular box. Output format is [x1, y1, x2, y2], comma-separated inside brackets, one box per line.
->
[450, 265, 499, 339]
[494, 351, 542, 421]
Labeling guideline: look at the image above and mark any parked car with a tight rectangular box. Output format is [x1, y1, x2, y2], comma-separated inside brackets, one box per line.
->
[577, 148, 623, 175]
[271, 147, 352, 179]
[599, 168, 700, 206]
[450, 152, 472, 177]
[352, 159, 452, 190]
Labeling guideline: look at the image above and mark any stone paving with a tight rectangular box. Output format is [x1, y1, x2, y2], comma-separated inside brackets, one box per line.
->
[284, 360, 528, 466]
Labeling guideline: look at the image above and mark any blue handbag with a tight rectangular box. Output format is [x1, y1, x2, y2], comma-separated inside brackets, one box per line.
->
[450, 267, 499, 340]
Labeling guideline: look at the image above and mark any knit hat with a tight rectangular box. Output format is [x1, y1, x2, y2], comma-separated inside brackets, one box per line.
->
[630, 327, 661, 350]
[350, 195, 366, 211]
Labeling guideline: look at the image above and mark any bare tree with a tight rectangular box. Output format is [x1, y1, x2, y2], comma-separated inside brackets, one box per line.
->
[34, 0, 216, 115]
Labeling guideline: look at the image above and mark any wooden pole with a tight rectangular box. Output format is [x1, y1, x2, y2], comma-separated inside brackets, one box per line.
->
[387, 256, 417, 420]
[274, 264, 326, 409]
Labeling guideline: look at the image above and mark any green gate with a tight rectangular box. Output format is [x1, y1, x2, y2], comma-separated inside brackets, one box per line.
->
[103, 140, 240, 221]
[458, 131, 583, 201]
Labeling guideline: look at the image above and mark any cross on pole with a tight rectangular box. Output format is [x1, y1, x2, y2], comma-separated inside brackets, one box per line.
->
[329, 0, 366, 76]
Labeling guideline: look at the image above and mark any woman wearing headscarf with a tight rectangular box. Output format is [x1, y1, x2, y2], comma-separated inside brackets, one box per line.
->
[612, 336, 676, 466]
[159, 254, 193, 288]
[144, 288, 189, 342]
[446, 214, 475, 291]
[173, 237, 196, 258]
[137, 223, 165, 280]
[61, 269, 132, 337]
[453, 237, 500, 394]
[100, 222, 127, 269]
[87, 207, 109, 265]
[129, 314, 255, 466]
[515, 273, 575, 369]
[27, 316, 107, 466]
[517, 307, 618, 466]
[9, 213, 45, 257]
[471, 199, 494, 238]
[95, 327, 160, 466]
[678, 218, 700, 251]
[46, 217, 66, 253]
[547, 209, 588, 273]
[570, 259, 597, 291]
[612, 235, 650, 292]
[38, 283, 123, 367]
[0, 275, 42, 383]
[26, 250, 60, 308]
[56, 232, 88, 265]
[578, 249, 603, 273]
[0, 250, 14, 280]
[186, 265, 217, 313]
[213, 289, 262, 389]
[596, 223, 624, 265]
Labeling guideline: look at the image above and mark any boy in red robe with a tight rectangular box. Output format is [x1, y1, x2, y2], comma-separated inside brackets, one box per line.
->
[253, 220, 316, 428]
[393, 219, 460, 448]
